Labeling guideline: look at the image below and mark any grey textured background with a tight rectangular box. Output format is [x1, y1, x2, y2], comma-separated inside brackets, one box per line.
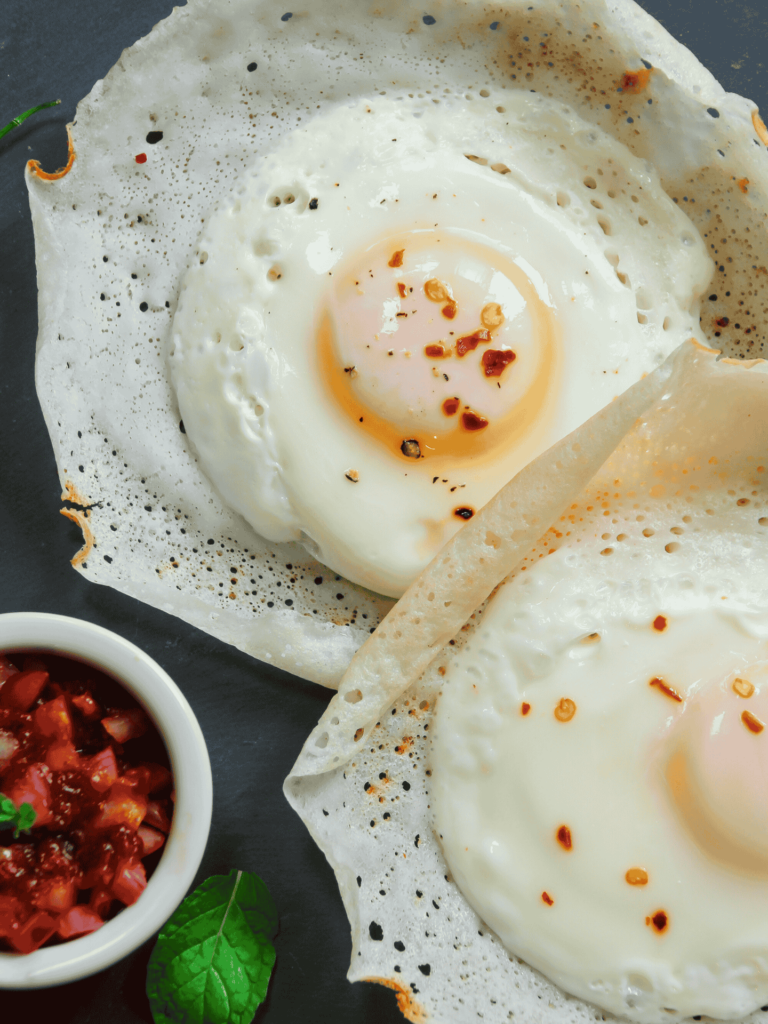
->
[0, 1, 765, 1021]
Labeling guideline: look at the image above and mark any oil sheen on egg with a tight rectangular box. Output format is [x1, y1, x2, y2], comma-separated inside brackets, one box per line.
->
[430, 549, 768, 1021]
[169, 92, 712, 597]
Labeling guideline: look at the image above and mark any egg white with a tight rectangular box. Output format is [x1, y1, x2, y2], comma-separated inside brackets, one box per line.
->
[170, 91, 712, 597]
[431, 500, 768, 1021]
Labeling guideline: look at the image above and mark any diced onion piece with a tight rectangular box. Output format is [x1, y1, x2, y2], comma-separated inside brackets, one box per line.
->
[91, 784, 147, 832]
[143, 799, 171, 833]
[0, 656, 19, 685]
[87, 746, 119, 793]
[34, 695, 74, 742]
[0, 670, 49, 712]
[111, 858, 147, 906]
[138, 824, 166, 857]
[101, 708, 148, 743]
[57, 905, 104, 940]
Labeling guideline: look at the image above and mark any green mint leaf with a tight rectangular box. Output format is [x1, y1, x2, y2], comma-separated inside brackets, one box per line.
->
[13, 802, 37, 838]
[0, 795, 16, 823]
[0, 100, 61, 141]
[146, 869, 277, 1024]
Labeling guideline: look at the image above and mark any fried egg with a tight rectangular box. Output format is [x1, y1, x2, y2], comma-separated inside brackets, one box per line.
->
[431, 562, 768, 1021]
[169, 92, 712, 597]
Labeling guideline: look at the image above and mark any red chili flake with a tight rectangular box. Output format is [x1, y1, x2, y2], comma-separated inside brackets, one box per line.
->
[619, 67, 651, 93]
[482, 348, 516, 377]
[442, 397, 460, 416]
[462, 410, 489, 431]
[397, 282, 407, 298]
[442, 301, 458, 320]
[649, 677, 683, 703]
[646, 910, 668, 933]
[453, 507, 475, 520]
[135, 153, 148, 164]
[456, 328, 490, 357]
[742, 709, 765, 734]
[556, 825, 572, 851]
[425, 343, 450, 358]
[737, 177, 749, 194]
[388, 249, 405, 268]
[520, 702, 531, 716]
[541, 891, 554, 906]
[554, 697, 576, 722]
[625, 867, 648, 886]
[652, 615, 667, 632]
[716, 316, 730, 327]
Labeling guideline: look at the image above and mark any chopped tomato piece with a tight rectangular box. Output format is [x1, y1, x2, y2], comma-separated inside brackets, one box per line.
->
[141, 762, 172, 796]
[0, 895, 22, 937]
[91, 785, 147, 833]
[111, 858, 147, 906]
[34, 695, 74, 742]
[87, 746, 118, 793]
[0, 670, 49, 712]
[34, 876, 77, 914]
[57, 905, 105, 940]
[70, 691, 100, 720]
[45, 739, 81, 772]
[0, 656, 19, 685]
[5, 763, 53, 826]
[0, 728, 19, 768]
[121, 765, 153, 794]
[88, 886, 113, 918]
[137, 824, 166, 857]
[101, 708, 148, 743]
[7, 910, 58, 954]
[143, 799, 171, 833]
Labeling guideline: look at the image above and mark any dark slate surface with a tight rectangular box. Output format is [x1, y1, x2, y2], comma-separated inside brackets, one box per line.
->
[0, 1, 765, 1021]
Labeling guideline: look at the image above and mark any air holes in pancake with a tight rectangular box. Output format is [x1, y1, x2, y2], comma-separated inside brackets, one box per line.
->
[638, 216, 649, 226]
[345, 689, 363, 704]
[556, 192, 570, 207]
[199, 251, 208, 264]
[591, 199, 603, 209]
[637, 313, 648, 324]
[597, 217, 612, 235]
[465, 154, 488, 166]
[491, 162, 511, 175]
[663, 316, 672, 331]
[636, 288, 653, 311]
[583, 176, 597, 189]
[759, 518, 768, 527]
[316, 732, 329, 749]
[268, 265, 283, 281]
[665, 542, 680, 553]
[643, 528, 655, 537]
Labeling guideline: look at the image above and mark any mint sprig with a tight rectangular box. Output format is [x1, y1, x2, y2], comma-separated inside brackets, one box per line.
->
[1, 100, 61, 141]
[0, 794, 37, 839]
[146, 869, 277, 1024]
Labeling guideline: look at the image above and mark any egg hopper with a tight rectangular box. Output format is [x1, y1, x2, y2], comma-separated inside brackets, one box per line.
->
[285, 340, 768, 1022]
[28, 0, 768, 688]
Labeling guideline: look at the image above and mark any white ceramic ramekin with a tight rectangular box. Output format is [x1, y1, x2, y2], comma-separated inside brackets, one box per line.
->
[0, 612, 212, 988]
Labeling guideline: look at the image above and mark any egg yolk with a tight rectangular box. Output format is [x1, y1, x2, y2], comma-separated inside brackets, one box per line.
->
[663, 663, 768, 873]
[316, 229, 560, 466]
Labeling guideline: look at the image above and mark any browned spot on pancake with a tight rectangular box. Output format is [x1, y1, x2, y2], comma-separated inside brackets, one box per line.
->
[27, 123, 76, 180]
